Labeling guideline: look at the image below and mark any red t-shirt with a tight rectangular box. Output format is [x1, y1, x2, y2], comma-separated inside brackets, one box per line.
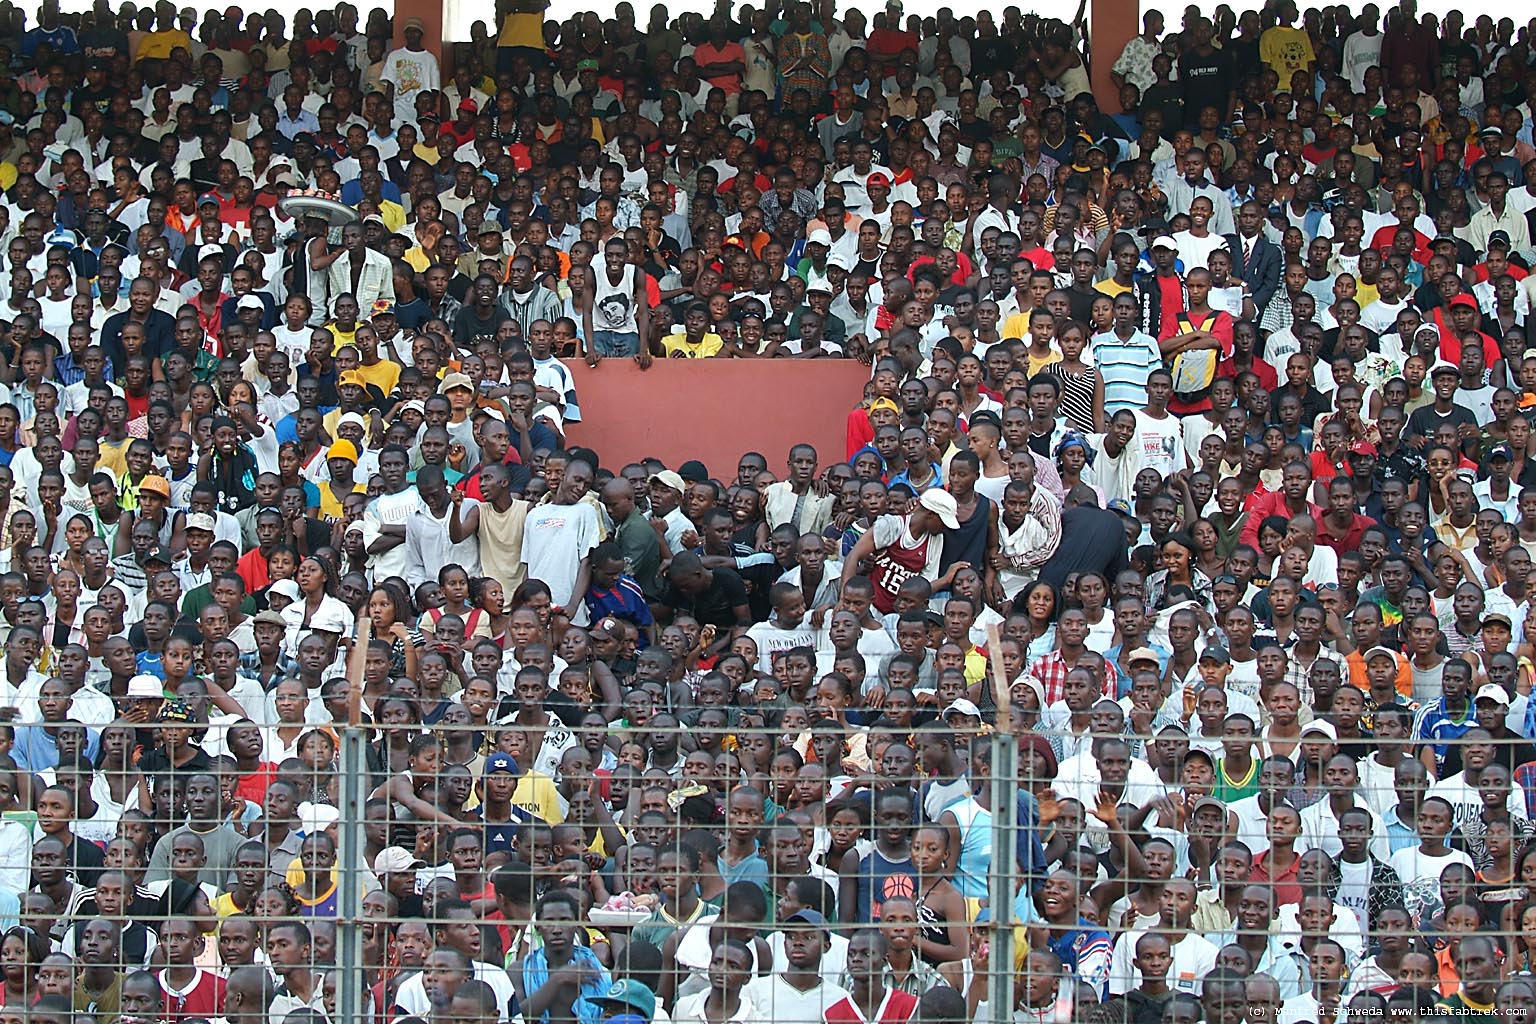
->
[1219, 354, 1279, 391]
[441, 120, 477, 147]
[160, 968, 225, 1023]
[865, 28, 919, 75]
[1159, 308, 1234, 415]
[717, 172, 772, 196]
[1249, 851, 1303, 907]
[1428, 308, 1502, 367]
[826, 989, 919, 1024]
[847, 406, 876, 461]
[1017, 244, 1053, 272]
[1470, 261, 1529, 284]
[694, 40, 746, 93]
[236, 547, 271, 594]
[236, 763, 279, 805]
[1368, 225, 1432, 264]
[1301, 143, 1336, 166]
[1309, 449, 1351, 486]
[1156, 276, 1185, 337]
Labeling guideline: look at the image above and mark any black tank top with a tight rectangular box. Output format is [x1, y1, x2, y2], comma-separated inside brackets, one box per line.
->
[939, 494, 992, 578]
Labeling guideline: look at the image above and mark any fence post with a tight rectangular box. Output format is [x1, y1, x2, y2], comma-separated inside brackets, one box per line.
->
[985, 624, 1019, 1022]
[337, 617, 372, 1024]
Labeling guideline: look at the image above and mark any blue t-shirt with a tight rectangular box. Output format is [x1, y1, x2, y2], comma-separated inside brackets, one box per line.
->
[1414, 698, 1476, 774]
[1045, 919, 1113, 999]
[718, 843, 770, 892]
[585, 575, 654, 642]
[21, 25, 78, 57]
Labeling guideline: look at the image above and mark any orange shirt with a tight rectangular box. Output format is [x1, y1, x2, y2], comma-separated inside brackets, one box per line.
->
[1344, 651, 1413, 699]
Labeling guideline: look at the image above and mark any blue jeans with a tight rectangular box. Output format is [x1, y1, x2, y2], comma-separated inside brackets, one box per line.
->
[593, 331, 640, 357]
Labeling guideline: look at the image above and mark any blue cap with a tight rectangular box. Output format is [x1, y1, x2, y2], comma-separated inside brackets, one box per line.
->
[1108, 498, 1134, 516]
[596, 981, 656, 1022]
[784, 909, 831, 935]
[483, 751, 517, 776]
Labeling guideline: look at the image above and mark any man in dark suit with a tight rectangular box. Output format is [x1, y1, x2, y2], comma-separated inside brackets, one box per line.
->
[1038, 486, 1131, 590]
[1225, 200, 1282, 313]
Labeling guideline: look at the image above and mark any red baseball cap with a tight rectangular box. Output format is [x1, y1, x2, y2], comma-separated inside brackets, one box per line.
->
[1449, 293, 1478, 309]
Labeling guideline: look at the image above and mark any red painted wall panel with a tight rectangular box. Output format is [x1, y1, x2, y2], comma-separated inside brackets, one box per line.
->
[562, 360, 870, 479]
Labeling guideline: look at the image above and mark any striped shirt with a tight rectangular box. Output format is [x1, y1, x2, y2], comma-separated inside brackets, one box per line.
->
[1090, 329, 1163, 415]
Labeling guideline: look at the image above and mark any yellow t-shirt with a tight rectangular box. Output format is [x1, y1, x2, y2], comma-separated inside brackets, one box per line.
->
[402, 247, 431, 273]
[135, 28, 192, 61]
[1259, 26, 1315, 82]
[283, 859, 367, 901]
[497, 11, 545, 49]
[1025, 349, 1062, 375]
[511, 770, 564, 823]
[327, 323, 358, 353]
[98, 436, 131, 478]
[660, 332, 723, 358]
[962, 646, 988, 685]
[262, 41, 291, 72]
[1094, 278, 1133, 298]
[377, 200, 406, 233]
[354, 358, 401, 395]
[318, 481, 367, 522]
[211, 892, 248, 917]
[1001, 312, 1031, 341]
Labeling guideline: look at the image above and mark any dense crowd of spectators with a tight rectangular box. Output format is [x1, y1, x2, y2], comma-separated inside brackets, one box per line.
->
[0, 0, 1533, 1023]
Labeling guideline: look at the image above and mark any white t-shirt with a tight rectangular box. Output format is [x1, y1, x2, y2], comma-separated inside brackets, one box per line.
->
[1336, 857, 1372, 923]
[1170, 231, 1228, 272]
[741, 976, 851, 1024]
[1108, 931, 1218, 995]
[521, 501, 602, 613]
[1429, 772, 1526, 825]
[394, 962, 516, 1022]
[380, 46, 441, 126]
[1132, 410, 1186, 480]
[1360, 297, 1409, 335]
[271, 324, 312, 363]
[1356, 753, 1403, 817]
[1457, 385, 1497, 425]
[745, 619, 818, 674]
[1388, 844, 1473, 887]
[363, 488, 423, 581]
[1230, 793, 1273, 857]
[38, 295, 74, 338]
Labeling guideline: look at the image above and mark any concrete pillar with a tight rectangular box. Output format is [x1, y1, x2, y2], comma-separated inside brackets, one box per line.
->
[392, 0, 444, 60]
[1091, 0, 1139, 113]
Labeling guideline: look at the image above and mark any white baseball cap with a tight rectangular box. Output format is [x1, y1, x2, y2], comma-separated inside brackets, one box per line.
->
[918, 488, 960, 530]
